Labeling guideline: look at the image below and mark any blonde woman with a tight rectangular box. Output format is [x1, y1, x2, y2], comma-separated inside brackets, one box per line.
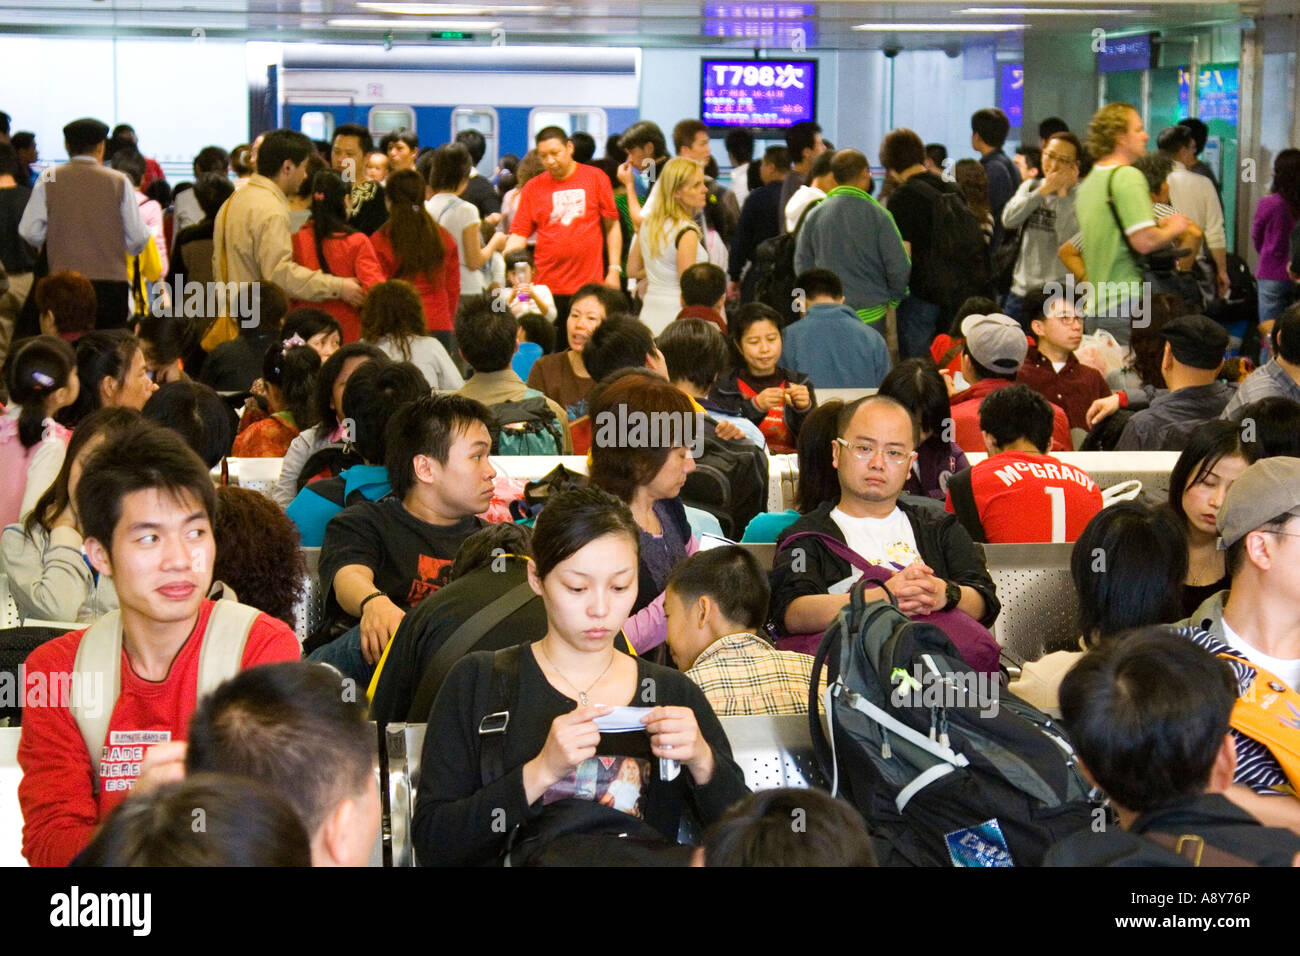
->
[627, 158, 708, 335]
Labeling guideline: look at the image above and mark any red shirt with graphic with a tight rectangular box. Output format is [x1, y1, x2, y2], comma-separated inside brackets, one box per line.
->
[511, 164, 617, 294]
[17, 600, 300, 867]
[946, 450, 1103, 543]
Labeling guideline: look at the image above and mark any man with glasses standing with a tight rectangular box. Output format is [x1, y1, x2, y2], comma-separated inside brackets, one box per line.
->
[1000, 132, 1083, 328]
[769, 395, 999, 639]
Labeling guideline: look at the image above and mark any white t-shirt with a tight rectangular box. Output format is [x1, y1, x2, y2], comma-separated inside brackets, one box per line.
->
[827, 505, 923, 593]
[426, 193, 486, 294]
[1221, 618, 1300, 692]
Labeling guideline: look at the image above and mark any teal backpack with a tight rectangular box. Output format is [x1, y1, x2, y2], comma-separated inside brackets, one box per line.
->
[488, 390, 564, 456]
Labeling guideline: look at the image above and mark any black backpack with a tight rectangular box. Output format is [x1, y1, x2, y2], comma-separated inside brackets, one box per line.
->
[487, 393, 564, 456]
[679, 418, 768, 539]
[0, 626, 71, 726]
[752, 201, 820, 327]
[910, 178, 994, 318]
[809, 581, 1099, 867]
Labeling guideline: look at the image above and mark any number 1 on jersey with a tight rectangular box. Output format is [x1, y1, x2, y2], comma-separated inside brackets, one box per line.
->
[1044, 485, 1066, 543]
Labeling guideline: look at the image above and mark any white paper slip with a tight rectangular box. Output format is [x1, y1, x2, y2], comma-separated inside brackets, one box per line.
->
[593, 706, 654, 733]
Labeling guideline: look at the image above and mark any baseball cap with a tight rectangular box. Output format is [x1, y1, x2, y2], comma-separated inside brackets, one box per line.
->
[1216, 456, 1300, 549]
[961, 313, 1027, 375]
[1160, 314, 1229, 371]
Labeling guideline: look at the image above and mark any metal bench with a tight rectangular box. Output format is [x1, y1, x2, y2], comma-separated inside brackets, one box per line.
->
[292, 547, 324, 644]
[980, 542, 1078, 664]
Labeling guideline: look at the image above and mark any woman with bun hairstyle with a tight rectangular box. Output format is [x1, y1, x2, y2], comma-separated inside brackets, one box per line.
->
[230, 340, 321, 458]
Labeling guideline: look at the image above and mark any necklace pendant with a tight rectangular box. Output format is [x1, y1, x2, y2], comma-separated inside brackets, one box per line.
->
[579, 692, 588, 707]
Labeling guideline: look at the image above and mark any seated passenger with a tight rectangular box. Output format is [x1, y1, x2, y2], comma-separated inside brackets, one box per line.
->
[1116, 314, 1233, 451]
[700, 787, 876, 867]
[740, 399, 843, 543]
[769, 396, 999, 656]
[665, 546, 821, 716]
[512, 311, 554, 382]
[287, 359, 427, 546]
[781, 268, 890, 390]
[949, 312, 1072, 453]
[1014, 291, 1111, 433]
[212, 485, 306, 624]
[657, 317, 768, 449]
[310, 394, 495, 685]
[945, 385, 1102, 543]
[1235, 396, 1300, 460]
[360, 279, 462, 392]
[675, 261, 728, 333]
[1, 407, 139, 623]
[35, 271, 97, 343]
[141, 381, 238, 469]
[280, 307, 342, 362]
[877, 359, 968, 501]
[230, 340, 320, 458]
[186, 662, 381, 867]
[1222, 301, 1300, 419]
[199, 283, 288, 394]
[1177, 456, 1300, 833]
[1046, 628, 1300, 866]
[411, 487, 749, 866]
[710, 303, 816, 455]
[1, 335, 76, 527]
[453, 296, 572, 453]
[1008, 501, 1188, 716]
[928, 295, 1000, 378]
[526, 284, 626, 421]
[74, 775, 311, 867]
[135, 312, 196, 385]
[18, 422, 300, 867]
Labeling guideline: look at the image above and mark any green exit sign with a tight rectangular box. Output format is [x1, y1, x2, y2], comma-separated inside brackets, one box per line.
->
[431, 31, 474, 40]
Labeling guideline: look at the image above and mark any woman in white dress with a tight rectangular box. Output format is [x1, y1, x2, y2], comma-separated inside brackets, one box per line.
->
[628, 158, 708, 335]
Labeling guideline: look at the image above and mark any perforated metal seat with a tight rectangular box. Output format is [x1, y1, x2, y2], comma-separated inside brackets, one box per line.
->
[292, 548, 324, 644]
[980, 542, 1078, 665]
[719, 714, 827, 791]
[0, 574, 20, 630]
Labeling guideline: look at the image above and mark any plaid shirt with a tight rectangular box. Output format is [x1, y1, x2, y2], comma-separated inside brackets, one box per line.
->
[686, 632, 824, 717]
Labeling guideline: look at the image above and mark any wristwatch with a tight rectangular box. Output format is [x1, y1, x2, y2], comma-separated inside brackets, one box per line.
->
[942, 581, 962, 612]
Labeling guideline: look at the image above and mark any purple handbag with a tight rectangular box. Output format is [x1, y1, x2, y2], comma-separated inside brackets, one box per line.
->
[773, 531, 1002, 675]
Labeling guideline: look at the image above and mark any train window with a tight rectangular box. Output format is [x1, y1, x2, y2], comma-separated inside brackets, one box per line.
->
[299, 111, 335, 142]
[528, 109, 608, 156]
[368, 107, 416, 141]
[451, 107, 498, 178]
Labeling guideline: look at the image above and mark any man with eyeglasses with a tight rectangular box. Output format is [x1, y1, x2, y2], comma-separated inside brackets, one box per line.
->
[1015, 291, 1112, 433]
[769, 395, 999, 639]
[1000, 131, 1082, 329]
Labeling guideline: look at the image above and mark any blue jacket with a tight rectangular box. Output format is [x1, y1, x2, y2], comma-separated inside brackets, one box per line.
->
[287, 464, 392, 547]
[783, 302, 892, 389]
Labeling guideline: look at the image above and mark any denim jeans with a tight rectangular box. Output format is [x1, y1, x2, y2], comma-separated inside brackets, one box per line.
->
[306, 625, 375, 688]
[896, 295, 940, 360]
[1258, 278, 1299, 326]
[1001, 292, 1026, 330]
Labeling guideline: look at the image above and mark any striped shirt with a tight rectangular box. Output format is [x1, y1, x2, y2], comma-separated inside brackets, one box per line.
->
[685, 632, 824, 717]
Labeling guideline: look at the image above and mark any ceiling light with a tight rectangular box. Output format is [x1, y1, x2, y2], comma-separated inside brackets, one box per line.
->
[327, 17, 501, 29]
[852, 23, 1028, 31]
[355, 3, 546, 13]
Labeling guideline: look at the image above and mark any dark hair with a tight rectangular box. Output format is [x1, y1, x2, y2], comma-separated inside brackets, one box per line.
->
[34, 272, 96, 338]
[193, 171, 235, 220]
[60, 329, 140, 427]
[879, 128, 926, 173]
[382, 168, 446, 282]
[333, 122, 374, 155]
[230, 143, 253, 177]
[281, 308, 342, 351]
[1167, 419, 1246, 527]
[1038, 117, 1069, 142]
[978, 384, 1053, 452]
[954, 158, 990, 221]
[794, 399, 844, 513]
[137, 313, 197, 369]
[186, 662, 373, 838]
[454, 129, 487, 165]
[1270, 149, 1300, 218]
[534, 125, 569, 147]
[237, 282, 288, 340]
[385, 393, 492, 499]
[762, 145, 792, 172]
[380, 129, 419, 153]
[360, 279, 427, 361]
[75, 775, 312, 867]
[1131, 151, 1174, 196]
[1156, 124, 1195, 156]
[263, 342, 321, 430]
[109, 148, 147, 188]
[517, 312, 555, 353]
[784, 120, 822, 162]
[211, 485, 306, 622]
[255, 129, 315, 178]
[795, 268, 842, 302]
[1177, 117, 1208, 152]
[1059, 627, 1237, 812]
[0, 142, 23, 181]
[429, 143, 473, 192]
[877, 359, 951, 438]
[830, 149, 868, 185]
[971, 107, 1010, 148]
[314, 341, 387, 432]
[672, 119, 709, 154]
[582, 314, 656, 383]
[1072, 502, 1187, 646]
[667, 546, 769, 631]
[656, 318, 728, 391]
[570, 131, 596, 164]
[1015, 145, 1042, 176]
[925, 143, 947, 168]
[531, 486, 640, 579]
[588, 372, 696, 502]
[76, 420, 217, 553]
[145, 178, 172, 207]
[1128, 292, 1184, 388]
[25, 407, 141, 538]
[306, 169, 355, 275]
[568, 283, 628, 321]
[7, 335, 77, 448]
[1273, 300, 1300, 364]
[142, 381, 238, 468]
[451, 522, 534, 580]
[342, 359, 428, 464]
[948, 295, 1000, 337]
[680, 262, 727, 308]
[703, 787, 876, 867]
[1045, 131, 1083, 162]
[192, 144, 230, 175]
[724, 128, 754, 164]
[455, 295, 516, 373]
[618, 121, 667, 158]
[1235, 397, 1300, 461]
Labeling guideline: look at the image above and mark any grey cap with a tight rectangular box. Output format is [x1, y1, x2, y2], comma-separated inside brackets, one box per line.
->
[1217, 456, 1300, 549]
[961, 313, 1027, 375]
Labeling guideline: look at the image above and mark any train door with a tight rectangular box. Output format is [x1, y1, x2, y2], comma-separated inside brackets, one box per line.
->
[528, 108, 609, 157]
[451, 107, 499, 177]
[283, 93, 356, 141]
[368, 106, 417, 144]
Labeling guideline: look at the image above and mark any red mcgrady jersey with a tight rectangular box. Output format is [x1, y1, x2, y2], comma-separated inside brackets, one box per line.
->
[946, 451, 1103, 543]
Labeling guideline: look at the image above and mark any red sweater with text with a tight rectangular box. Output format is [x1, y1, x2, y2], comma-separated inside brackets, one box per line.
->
[946, 450, 1102, 543]
[17, 600, 300, 867]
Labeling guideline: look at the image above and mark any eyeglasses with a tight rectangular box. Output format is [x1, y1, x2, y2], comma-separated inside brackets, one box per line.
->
[836, 438, 910, 467]
[1042, 151, 1077, 165]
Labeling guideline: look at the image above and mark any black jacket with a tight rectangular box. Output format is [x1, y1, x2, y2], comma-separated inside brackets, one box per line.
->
[710, 365, 815, 441]
[768, 498, 1000, 632]
[1045, 793, 1300, 866]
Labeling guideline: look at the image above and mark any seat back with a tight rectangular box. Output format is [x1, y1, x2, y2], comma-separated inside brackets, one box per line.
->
[292, 548, 324, 644]
[980, 542, 1078, 664]
[386, 721, 427, 868]
[718, 714, 827, 791]
[225, 457, 285, 497]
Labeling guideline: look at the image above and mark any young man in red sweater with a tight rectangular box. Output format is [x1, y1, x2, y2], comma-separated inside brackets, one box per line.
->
[18, 422, 300, 867]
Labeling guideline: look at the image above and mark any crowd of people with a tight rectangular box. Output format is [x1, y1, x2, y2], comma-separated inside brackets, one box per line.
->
[1, 99, 1300, 868]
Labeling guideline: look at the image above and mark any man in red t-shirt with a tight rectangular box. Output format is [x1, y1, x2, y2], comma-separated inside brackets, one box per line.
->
[946, 384, 1102, 543]
[18, 423, 300, 866]
[506, 126, 622, 334]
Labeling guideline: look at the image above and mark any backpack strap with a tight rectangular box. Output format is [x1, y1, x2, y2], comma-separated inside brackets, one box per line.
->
[477, 643, 523, 788]
[71, 612, 126, 797]
[780, 530, 893, 584]
[1144, 831, 1258, 867]
[945, 468, 987, 544]
[196, 601, 260, 700]
[409, 580, 535, 724]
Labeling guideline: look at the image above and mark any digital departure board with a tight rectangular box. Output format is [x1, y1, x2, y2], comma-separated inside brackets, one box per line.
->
[701, 58, 817, 131]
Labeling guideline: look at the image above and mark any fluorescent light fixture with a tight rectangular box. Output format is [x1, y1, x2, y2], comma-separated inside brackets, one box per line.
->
[327, 16, 501, 29]
[355, 3, 546, 13]
[852, 23, 1028, 31]
[959, 6, 1140, 12]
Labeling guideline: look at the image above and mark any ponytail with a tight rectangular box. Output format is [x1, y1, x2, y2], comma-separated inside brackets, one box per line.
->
[6, 336, 77, 449]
